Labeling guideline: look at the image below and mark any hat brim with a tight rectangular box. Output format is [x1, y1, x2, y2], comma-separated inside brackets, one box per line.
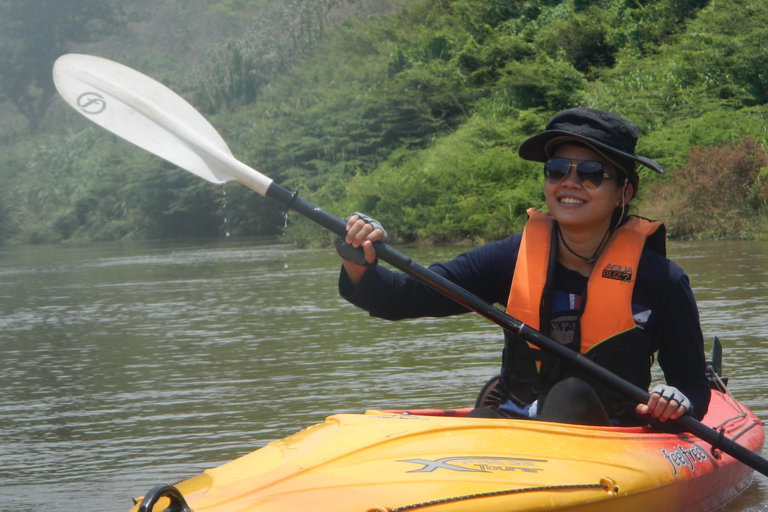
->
[518, 130, 664, 174]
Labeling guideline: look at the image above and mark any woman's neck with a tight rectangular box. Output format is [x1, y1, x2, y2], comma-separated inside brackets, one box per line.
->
[556, 223, 613, 276]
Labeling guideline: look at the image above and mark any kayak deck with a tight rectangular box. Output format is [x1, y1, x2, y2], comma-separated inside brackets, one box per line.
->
[131, 390, 763, 512]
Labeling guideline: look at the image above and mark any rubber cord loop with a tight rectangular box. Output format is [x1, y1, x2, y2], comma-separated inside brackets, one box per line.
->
[137, 485, 191, 512]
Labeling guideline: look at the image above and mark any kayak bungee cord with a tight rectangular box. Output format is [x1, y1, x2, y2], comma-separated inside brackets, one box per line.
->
[384, 482, 611, 512]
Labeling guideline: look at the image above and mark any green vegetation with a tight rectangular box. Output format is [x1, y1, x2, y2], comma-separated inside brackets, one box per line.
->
[0, 0, 127, 131]
[1, 0, 768, 245]
[643, 136, 768, 239]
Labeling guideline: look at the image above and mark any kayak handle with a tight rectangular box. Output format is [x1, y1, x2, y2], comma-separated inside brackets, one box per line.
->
[137, 484, 190, 512]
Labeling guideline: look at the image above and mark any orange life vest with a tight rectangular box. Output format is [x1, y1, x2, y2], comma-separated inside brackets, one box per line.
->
[499, 209, 666, 423]
[507, 208, 663, 354]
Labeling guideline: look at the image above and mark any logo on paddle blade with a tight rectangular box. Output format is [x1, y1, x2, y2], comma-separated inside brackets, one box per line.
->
[77, 92, 107, 115]
[400, 456, 546, 473]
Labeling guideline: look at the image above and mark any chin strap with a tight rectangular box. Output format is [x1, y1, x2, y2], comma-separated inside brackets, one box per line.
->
[557, 226, 611, 264]
[612, 178, 629, 231]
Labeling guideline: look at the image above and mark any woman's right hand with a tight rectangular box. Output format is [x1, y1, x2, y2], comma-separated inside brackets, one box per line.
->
[336, 213, 387, 285]
[344, 213, 386, 262]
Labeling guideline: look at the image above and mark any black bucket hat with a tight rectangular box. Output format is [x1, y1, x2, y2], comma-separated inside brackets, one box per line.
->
[518, 108, 664, 177]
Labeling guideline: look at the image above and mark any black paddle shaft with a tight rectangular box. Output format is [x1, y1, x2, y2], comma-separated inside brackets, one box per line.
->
[267, 183, 768, 478]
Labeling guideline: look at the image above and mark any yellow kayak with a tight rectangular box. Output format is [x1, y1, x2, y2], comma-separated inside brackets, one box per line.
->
[131, 389, 763, 512]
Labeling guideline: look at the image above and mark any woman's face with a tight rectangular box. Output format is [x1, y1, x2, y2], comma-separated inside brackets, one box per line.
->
[544, 144, 628, 232]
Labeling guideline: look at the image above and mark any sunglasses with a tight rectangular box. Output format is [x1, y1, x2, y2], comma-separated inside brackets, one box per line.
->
[543, 158, 624, 189]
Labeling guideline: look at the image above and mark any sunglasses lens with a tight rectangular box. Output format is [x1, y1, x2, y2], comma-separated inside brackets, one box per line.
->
[544, 158, 611, 189]
[575, 161, 605, 189]
[543, 158, 571, 182]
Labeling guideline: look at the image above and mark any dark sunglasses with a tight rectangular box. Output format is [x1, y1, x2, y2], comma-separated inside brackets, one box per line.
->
[543, 158, 624, 189]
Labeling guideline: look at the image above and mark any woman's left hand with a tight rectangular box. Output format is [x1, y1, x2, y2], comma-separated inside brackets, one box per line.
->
[635, 384, 691, 422]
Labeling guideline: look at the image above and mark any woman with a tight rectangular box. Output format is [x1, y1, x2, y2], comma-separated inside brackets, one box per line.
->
[336, 108, 710, 426]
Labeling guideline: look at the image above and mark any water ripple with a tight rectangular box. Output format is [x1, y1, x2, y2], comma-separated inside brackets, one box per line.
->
[0, 239, 765, 512]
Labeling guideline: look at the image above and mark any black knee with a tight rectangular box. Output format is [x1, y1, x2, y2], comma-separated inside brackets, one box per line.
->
[538, 377, 611, 426]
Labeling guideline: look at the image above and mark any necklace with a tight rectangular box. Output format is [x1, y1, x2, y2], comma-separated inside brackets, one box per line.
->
[557, 227, 611, 264]
[557, 205, 626, 264]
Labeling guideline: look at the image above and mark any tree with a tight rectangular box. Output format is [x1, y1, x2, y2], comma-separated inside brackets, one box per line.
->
[0, 0, 126, 131]
[188, 0, 378, 113]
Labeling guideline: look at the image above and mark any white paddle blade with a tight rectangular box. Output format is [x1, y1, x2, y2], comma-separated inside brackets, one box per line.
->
[53, 54, 272, 195]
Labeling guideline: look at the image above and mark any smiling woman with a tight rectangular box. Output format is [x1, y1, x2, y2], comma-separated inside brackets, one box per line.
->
[543, 144, 629, 265]
[338, 107, 709, 429]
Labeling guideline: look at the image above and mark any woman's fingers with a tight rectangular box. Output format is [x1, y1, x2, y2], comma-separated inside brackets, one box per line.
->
[345, 215, 384, 246]
[636, 391, 688, 422]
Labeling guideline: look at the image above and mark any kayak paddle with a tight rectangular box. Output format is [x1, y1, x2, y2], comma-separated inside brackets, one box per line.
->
[52, 53, 768, 478]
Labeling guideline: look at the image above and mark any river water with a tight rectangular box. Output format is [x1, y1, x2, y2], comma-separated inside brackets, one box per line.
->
[0, 237, 765, 511]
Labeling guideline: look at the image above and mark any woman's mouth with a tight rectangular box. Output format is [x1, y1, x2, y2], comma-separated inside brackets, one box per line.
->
[559, 197, 586, 205]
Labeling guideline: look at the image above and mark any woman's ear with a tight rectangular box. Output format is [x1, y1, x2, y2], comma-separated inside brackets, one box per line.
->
[625, 182, 635, 202]
[617, 180, 633, 207]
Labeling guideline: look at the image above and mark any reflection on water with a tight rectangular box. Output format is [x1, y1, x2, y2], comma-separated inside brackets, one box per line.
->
[0, 238, 765, 512]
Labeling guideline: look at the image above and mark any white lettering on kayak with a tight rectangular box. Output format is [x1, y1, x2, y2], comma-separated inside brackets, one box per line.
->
[661, 445, 708, 476]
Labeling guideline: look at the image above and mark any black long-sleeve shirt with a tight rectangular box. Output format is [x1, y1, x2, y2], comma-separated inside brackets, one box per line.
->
[339, 233, 711, 420]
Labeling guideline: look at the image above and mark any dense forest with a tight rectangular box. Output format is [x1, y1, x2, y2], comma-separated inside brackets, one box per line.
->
[1, 0, 767, 245]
